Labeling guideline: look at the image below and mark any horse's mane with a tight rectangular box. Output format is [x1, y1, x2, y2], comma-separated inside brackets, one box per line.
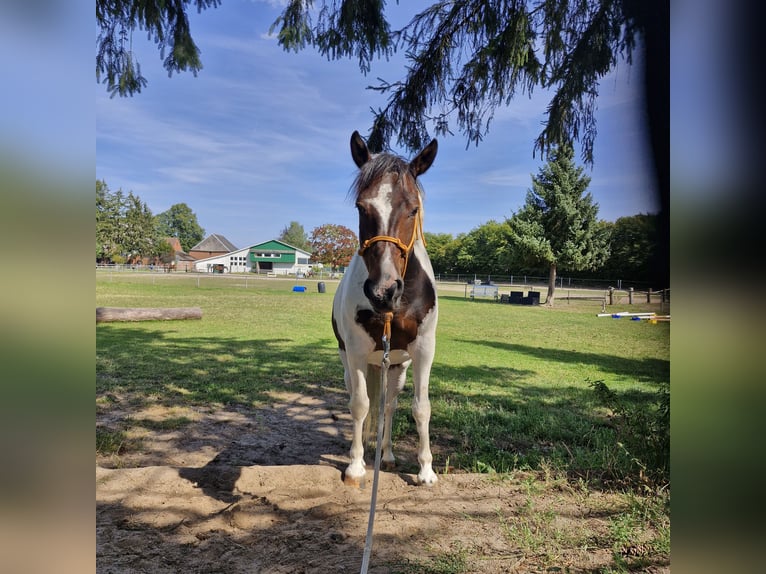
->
[349, 152, 424, 202]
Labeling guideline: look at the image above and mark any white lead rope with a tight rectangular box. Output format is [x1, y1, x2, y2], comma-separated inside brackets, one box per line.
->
[359, 329, 391, 574]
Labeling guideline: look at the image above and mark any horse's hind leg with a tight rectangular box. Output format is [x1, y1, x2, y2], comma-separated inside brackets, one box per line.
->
[382, 363, 408, 470]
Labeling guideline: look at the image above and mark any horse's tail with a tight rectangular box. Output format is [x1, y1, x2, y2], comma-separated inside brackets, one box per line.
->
[363, 363, 382, 450]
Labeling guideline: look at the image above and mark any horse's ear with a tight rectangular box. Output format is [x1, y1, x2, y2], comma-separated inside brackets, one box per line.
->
[350, 131, 370, 168]
[410, 139, 438, 176]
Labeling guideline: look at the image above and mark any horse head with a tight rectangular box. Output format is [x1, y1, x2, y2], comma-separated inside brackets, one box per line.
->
[350, 131, 438, 313]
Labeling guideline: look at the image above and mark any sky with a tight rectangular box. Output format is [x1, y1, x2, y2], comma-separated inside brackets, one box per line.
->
[96, 0, 660, 251]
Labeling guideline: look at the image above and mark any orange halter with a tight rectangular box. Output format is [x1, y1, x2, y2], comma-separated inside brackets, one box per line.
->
[357, 193, 426, 279]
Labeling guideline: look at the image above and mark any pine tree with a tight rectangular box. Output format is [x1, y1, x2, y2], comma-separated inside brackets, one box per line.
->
[507, 145, 609, 305]
[97, 0, 648, 164]
[278, 221, 311, 252]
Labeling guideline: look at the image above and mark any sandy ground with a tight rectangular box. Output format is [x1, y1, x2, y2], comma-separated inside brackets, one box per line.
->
[96, 392, 668, 573]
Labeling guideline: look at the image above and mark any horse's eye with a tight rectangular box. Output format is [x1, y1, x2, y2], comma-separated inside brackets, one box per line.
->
[410, 207, 419, 217]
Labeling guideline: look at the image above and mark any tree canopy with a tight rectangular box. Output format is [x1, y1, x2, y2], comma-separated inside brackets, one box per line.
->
[97, 179, 172, 264]
[274, 0, 645, 163]
[155, 203, 205, 253]
[507, 145, 609, 304]
[278, 221, 312, 252]
[309, 223, 357, 270]
[96, 0, 221, 97]
[602, 213, 659, 281]
[97, 0, 648, 164]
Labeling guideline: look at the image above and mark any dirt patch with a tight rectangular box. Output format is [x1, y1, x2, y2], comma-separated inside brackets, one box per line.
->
[96, 392, 669, 573]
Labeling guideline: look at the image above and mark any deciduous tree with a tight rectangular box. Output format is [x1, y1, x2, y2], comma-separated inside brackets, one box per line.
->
[309, 224, 357, 271]
[454, 220, 512, 277]
[423, 231, 455, 275]
[155, 203, 205, 253]
[603, 213, 658, 281]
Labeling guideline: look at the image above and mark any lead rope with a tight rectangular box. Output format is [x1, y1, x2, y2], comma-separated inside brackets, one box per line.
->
[360, 311, 393, 574]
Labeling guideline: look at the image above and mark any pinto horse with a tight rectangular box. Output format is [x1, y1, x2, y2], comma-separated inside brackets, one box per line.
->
[332, 131, 439, 487]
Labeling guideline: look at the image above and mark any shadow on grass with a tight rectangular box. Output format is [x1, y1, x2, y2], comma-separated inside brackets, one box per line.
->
[96, 324, 344, 405]
[457, 338, 669, 385]
[97, 322, 665, 492]
[97, 324, 351, 499]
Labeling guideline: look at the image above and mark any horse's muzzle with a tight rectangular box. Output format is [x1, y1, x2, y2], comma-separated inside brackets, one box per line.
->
[363, 278, 403, 312]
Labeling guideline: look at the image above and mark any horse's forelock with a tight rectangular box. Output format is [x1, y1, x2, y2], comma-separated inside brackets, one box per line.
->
[349, 153, 422, 202]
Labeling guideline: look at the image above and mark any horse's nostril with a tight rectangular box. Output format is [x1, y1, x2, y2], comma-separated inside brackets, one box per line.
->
[385, 281, 401, 301]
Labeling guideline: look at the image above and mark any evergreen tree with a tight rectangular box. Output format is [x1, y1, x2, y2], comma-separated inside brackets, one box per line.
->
[507, 145, 609, 305]
[96, 0, 221, 97]
[122, 192, 158, 262]
[96, 179, 167, 264]
[278, 221, 311, 252]
[96, 179, 123, 262]
[271, 0, 649, 163]
[97, 0, 650, 164]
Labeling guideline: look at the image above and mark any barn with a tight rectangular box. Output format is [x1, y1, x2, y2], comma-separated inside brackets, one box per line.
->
[193, 239, 312, 276]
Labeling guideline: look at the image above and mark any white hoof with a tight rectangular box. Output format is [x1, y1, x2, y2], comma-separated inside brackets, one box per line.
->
[344, 461, 366, 487]
[417, 466, 438, 486]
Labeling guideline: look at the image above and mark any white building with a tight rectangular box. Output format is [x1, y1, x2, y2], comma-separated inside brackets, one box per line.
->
[193, 239, 313, 275]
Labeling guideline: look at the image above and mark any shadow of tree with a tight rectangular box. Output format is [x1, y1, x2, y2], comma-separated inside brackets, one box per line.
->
[456, 338, 669, 385]
[97, 324, 352, 501]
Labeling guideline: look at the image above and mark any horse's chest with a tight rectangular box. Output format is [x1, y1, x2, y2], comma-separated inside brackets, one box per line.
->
[354, 308, 419, 352]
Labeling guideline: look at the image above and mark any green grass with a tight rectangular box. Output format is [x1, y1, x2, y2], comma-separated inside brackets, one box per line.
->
[96, 274, 669, 483]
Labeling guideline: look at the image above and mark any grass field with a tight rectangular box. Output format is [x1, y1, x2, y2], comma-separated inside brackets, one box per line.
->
[96, 272, 670, 572]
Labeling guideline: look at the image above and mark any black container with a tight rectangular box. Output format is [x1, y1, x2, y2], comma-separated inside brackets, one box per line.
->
[317, 282, 326, 293]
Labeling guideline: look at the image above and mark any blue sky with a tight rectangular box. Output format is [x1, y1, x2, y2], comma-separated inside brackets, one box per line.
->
[96, 0, 659, 250]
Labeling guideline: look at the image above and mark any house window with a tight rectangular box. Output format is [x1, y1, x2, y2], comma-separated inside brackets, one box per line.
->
[297, 257, 309, 265]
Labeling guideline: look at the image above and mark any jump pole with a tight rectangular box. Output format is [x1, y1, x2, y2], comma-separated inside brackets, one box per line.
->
[597, 311, 656, 318]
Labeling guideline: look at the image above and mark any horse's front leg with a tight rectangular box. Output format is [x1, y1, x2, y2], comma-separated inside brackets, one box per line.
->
[411, 352, 437, 486]
[381, 363, 408, 470]
[342, 353, 370, 487]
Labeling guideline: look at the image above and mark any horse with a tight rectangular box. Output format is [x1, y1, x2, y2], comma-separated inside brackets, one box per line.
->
[332, 130, 439, 487]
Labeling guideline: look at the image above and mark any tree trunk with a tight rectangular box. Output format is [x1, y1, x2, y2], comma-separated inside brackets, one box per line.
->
[96, 307, 202, 323]
[545, 264, 557, 305]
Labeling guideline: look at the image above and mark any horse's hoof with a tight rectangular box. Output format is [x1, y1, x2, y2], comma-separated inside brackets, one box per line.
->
[381, 461, 396, 471]
[343, 474, 363, 488]
[417, 470, 438, 486]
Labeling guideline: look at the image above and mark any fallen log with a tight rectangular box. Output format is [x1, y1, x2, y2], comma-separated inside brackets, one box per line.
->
[96, 307, 203, 323]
